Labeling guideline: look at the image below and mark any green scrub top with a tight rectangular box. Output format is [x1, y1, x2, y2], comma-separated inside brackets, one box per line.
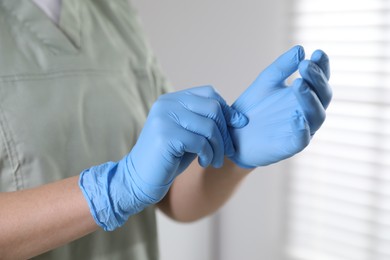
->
[0, 0, 171, 259]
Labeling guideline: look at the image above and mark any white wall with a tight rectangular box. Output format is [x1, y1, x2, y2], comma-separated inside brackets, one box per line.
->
[132, 1, 291, 259]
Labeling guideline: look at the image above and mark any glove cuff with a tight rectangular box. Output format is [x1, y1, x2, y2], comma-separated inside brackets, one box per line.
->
[79, 160, 149, 231]
[79, 156, 173, 231]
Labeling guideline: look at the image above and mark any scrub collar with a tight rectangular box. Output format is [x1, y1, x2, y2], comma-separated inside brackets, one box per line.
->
[32, 0, 63, 25]
[0, 0, 82, 54]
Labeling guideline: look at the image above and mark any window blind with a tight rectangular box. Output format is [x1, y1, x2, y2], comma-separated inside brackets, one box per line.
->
[285, 1, 390, 260]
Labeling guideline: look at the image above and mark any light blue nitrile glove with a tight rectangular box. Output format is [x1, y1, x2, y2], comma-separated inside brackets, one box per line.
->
[229, 45, 332, 168]
[79, 86, 248, 231]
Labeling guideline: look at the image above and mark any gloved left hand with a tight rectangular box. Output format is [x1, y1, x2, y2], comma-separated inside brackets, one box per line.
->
[229, 45, 332, 168]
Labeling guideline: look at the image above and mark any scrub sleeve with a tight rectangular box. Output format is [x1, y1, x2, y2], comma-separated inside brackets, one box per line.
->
[0, 0, 171, 259]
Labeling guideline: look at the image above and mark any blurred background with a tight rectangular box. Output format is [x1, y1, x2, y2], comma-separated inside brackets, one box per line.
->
[133, 1, 390, 260]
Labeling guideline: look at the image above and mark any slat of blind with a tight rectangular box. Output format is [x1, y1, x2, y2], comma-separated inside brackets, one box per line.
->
[289, 193, 383, 229]
[326, 102, 390, 119]
[289, 209, 390, 253]
[330, 58, 390, 73]
[294, 154, 378, 178]
[377, 226, 390, 247]
[287, 246, 368, 260]
[324, 119, 390, 135]
[326, 73, 389, 88]
[287, 226, 381, 260]
[290, 219, 374, 249]
[294, 0, 385, 13]
[285, 0, 390, 259]
[290, 215, 390, 247]
[314, 129, 390, 150]
[293, 168, 376, 192]
[298, 43, 390, 58]
[334, 87, 390, 104]
[294, 12, 388, 28]
[291, 179, 374, 207]
[294, 162, 390, 186]
[303, 143, 390, 166]
[290, 207, 376, 236]
[293, 170, 390, 206]
[295, 28, 390, 43]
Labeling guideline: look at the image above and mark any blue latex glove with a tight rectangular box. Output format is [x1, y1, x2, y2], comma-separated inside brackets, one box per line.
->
[229, 45, 332, 168]
[79, 86, 248, 231]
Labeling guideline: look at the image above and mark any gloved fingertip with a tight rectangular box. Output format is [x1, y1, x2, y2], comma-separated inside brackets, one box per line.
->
[213, 161, 224, 169]
[294, 45, 306, 62]
[198, 160, 207, 168]
[293, 77, 304, 86]
[209, 154, 224, 168]
[198, 155, 211, 168]
[228, 111, 249, 128]
[225, 144, 236, 158]
[299, 60, 323, 80]
[311, 50, 331, 80]
[259, 45, 305, 83]
[311, 49, 329, 63]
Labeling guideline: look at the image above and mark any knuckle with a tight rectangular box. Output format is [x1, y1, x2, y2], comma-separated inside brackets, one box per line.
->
[157, 92, 171, 101]
[198, 85, 217, 98]
[208, 100, 222, 116]
[152, 96, 170, 111]
[149, 114, 167, 129]
[203, 85, 216, 94]
[151, 100, 163, 111]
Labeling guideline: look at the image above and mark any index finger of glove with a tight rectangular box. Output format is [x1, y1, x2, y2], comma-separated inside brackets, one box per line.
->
[185, 86, 249, 128]
[257, 45, 305, 85]
[299, 60, 332, 109]
[174, 109, 226, 168]
[161, 92, 236, 157]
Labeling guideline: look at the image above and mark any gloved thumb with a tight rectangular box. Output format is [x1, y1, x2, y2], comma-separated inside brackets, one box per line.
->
[223, 105, 249, 128]
[255, 45, 305, 86]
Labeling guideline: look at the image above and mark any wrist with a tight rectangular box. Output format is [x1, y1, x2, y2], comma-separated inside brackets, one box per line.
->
[224, 157, 254, 177]
[78, 157, 159, 232]
[125, 154, 172, 204]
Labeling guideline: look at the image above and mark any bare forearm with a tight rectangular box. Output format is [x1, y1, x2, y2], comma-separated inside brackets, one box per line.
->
[158, 158, 252, 222]
[0, 176, 98, 259]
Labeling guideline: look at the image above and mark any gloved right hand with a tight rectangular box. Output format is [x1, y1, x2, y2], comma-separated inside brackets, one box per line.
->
[79, 86, 248, 231]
